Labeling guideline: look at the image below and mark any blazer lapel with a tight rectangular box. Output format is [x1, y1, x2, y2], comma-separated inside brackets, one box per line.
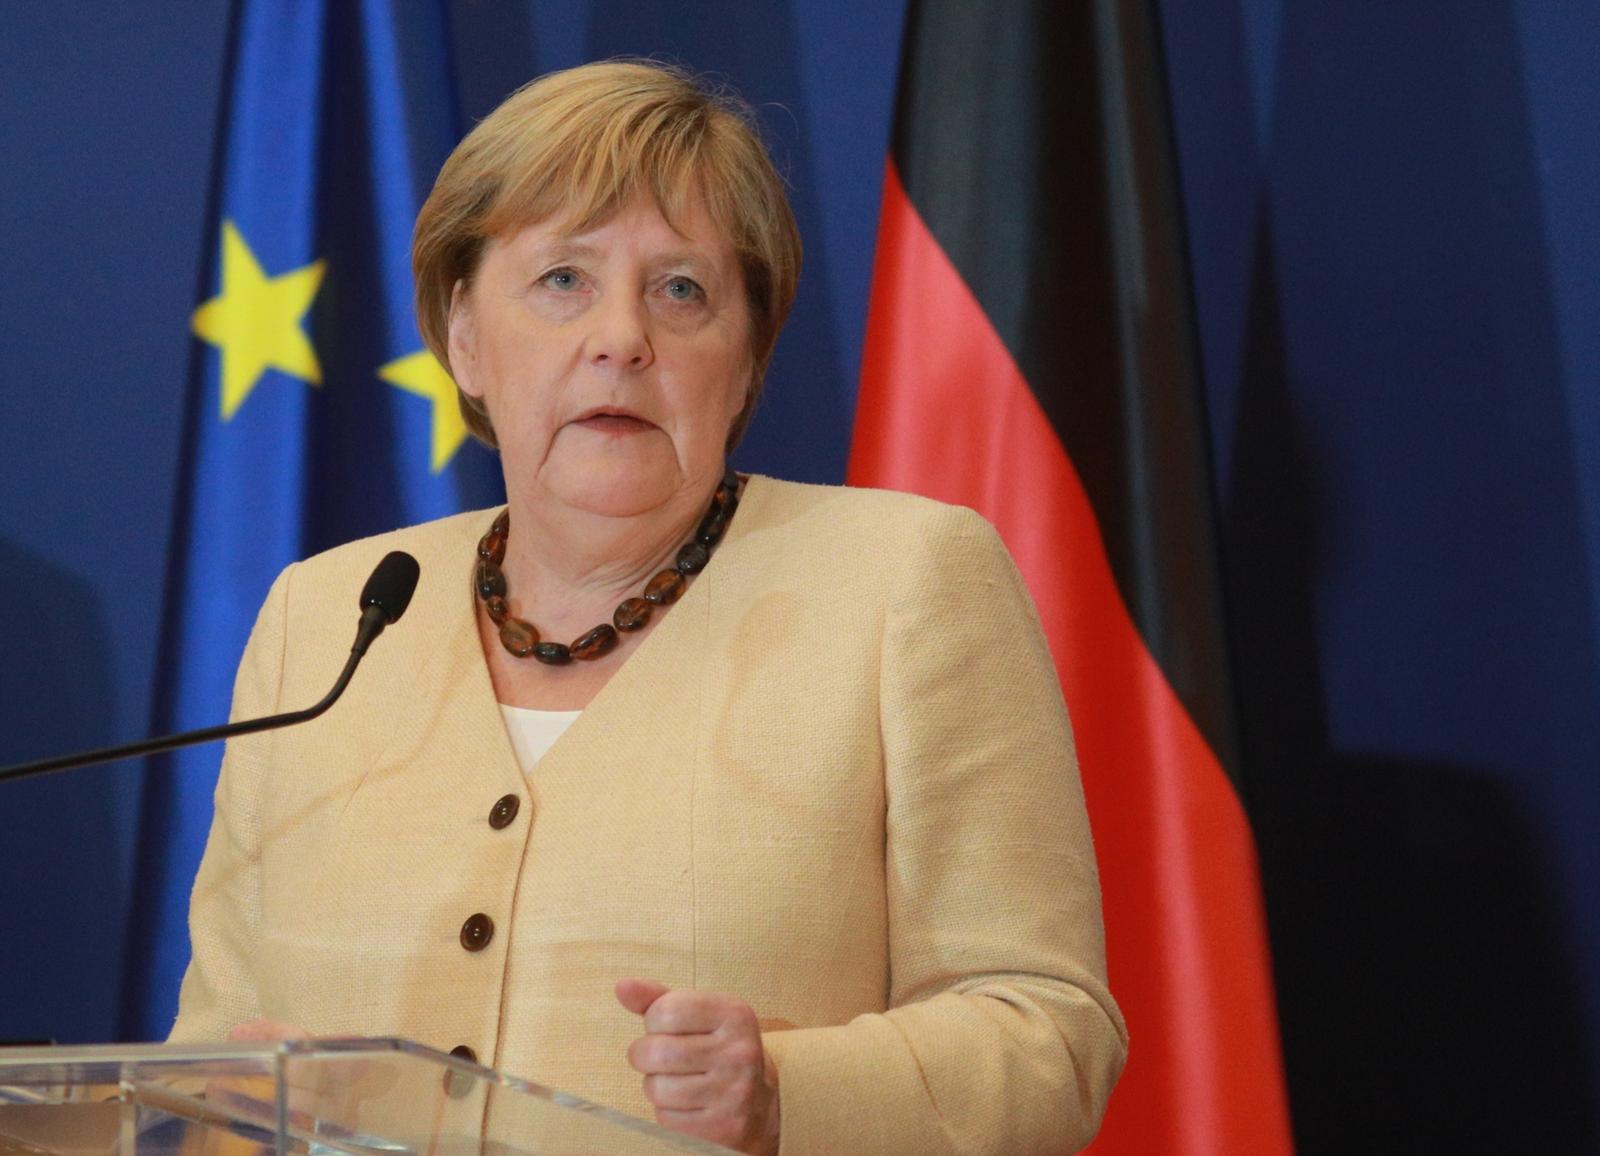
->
[363, 515, 525, 803]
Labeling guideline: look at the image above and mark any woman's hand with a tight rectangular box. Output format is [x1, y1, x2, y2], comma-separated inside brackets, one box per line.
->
[206, 1021, 318, 1127]
[616, 978, 780, 1156]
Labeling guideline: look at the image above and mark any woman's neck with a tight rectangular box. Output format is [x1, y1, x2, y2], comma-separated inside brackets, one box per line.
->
[496, 480, 712, 643]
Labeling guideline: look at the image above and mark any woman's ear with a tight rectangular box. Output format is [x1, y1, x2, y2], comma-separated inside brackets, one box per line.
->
[447, 280, 481, 398]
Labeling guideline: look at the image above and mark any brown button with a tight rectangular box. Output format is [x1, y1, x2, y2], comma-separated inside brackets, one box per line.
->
[460, 913, 494, 951]
[444, 1044, 478, 1098]
[488, 794, 520, 829]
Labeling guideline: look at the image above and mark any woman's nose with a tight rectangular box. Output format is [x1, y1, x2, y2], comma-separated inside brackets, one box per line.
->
[586, 292, 654, 370]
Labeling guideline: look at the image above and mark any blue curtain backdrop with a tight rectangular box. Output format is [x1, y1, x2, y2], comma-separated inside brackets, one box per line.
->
[1, 0, 1597, 1147]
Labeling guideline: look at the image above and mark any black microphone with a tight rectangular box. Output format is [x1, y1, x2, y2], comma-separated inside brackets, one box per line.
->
[0, 551, 421, 786]
[352, 549, 421, 656]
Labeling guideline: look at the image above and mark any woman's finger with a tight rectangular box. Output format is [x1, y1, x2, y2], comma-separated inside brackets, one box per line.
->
[627, 1030, 718, 1074]
[642, 1071, 718, 1111]
[642, 989, 751, 1036]
[614, 977, 672, 1016]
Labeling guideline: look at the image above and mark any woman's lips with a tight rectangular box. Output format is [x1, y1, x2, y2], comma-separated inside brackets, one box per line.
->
[573, 412, 654, 435]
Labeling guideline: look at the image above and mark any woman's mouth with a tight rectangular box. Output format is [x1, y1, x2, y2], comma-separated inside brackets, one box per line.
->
[572, 408, 655, 435]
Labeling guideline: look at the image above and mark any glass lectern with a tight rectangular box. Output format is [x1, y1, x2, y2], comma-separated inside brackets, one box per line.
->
[0, 1039, 733, 1154]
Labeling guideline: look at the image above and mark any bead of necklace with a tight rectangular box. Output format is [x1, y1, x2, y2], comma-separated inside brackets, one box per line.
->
[474, 470, 741, 665]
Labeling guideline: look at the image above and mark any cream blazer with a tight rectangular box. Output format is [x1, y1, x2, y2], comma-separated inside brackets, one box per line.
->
[170, 476, 1127, 1154]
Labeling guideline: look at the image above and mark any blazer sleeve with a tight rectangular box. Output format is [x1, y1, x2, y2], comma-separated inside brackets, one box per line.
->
[763, 503, 1128, 1155]
[166, 564, 294, 1042]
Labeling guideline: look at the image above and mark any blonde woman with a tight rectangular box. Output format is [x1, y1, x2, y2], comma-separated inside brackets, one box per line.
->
[171, 60, 1126, 1156]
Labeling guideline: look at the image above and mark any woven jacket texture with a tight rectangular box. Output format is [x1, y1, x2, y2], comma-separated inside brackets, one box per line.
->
[170, 475, 1128, 1154]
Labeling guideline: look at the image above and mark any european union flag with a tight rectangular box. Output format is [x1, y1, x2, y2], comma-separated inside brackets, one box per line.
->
[121, 0, 504, 1040]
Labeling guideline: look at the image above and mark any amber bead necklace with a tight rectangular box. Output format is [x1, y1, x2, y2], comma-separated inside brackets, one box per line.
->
[474, 469, 741, 665]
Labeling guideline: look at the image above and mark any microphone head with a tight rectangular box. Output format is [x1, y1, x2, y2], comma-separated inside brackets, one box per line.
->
[360, 551, 421, 624]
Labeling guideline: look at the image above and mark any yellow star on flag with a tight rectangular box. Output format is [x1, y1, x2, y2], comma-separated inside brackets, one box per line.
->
[190, 221, 325, 420]
[378, 349, 468, 473]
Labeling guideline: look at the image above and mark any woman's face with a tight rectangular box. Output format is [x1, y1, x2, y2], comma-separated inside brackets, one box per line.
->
[449, 194, 752, 520]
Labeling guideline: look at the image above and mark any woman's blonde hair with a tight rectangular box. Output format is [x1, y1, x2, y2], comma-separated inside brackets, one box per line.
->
[413, 59, 802, 450]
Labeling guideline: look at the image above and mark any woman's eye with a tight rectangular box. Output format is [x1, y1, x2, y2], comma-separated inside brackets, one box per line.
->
[663, 277, 702, 301]
[540, 268, 580, 291]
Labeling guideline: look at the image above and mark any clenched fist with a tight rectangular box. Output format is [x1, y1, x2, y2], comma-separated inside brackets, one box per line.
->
[616, 978, 780, 1156]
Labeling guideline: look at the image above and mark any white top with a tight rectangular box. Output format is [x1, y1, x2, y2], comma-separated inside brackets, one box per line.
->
[498, 704, 583, 773]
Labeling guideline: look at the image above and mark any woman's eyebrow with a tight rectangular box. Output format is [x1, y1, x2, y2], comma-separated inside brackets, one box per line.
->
[528, 239, 602, 265]
[650, 250, 719, 275]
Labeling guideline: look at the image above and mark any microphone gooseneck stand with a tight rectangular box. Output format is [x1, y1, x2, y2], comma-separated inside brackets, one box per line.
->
[0, 550, 420, 787]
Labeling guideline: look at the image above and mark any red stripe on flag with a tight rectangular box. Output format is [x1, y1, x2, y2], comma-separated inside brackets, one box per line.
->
[850, 161, 1293, 1153]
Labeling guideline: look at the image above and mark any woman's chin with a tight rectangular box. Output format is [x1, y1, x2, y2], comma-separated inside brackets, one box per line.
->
[536, 455, 687, 520]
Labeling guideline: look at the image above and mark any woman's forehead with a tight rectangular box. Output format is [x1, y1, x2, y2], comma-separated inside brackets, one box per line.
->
[497, 194, 737, 264]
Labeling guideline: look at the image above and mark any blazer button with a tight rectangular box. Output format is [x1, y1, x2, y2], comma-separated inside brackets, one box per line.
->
[444, 1044, 478, 1098]
[460, 913, 494, 951]
[488, 794, 520, 829]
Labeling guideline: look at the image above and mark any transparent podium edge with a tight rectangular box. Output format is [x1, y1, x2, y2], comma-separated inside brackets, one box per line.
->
[0, 1037, 735, 1154]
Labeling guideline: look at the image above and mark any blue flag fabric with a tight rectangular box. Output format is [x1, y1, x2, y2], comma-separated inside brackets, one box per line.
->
[121, 0, 504, 1040]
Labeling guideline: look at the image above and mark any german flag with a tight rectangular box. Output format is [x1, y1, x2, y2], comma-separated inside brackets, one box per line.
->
[848, 2, 1294, 1150]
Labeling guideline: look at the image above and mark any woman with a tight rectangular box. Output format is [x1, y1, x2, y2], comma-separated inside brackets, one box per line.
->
[171, 60, 1127, 1154]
